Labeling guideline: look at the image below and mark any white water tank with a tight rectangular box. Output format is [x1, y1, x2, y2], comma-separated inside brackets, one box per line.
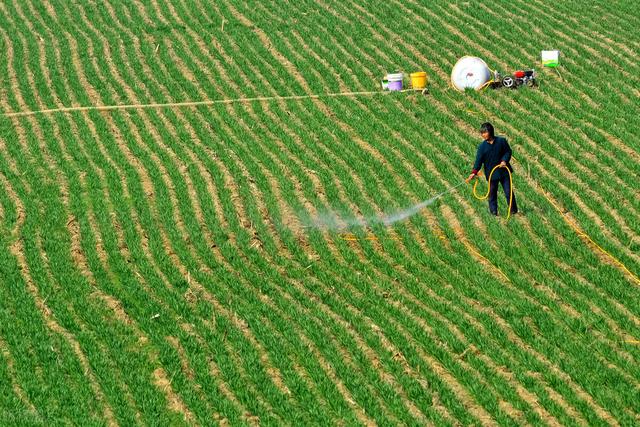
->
[451, 56, 491, 91]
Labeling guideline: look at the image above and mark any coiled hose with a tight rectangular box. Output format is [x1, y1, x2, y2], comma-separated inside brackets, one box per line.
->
[471, 164, 514, 220]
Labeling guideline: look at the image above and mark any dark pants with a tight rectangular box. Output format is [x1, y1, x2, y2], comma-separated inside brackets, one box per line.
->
[488, 176, 518, 215]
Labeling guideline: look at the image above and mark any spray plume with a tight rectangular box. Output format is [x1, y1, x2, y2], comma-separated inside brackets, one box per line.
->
[304, 181, 465, 230]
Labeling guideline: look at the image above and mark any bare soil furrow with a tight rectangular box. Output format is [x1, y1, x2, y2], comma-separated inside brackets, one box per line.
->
[152, 366, 196, 424]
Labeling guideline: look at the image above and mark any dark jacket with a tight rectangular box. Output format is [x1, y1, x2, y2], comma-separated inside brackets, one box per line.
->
[472, 136, 513, 181]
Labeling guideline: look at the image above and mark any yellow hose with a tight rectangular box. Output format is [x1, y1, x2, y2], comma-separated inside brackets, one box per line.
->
[472, 164, 514, 220]
[540, 185, 640, 285]
[478, 79, 494, 91]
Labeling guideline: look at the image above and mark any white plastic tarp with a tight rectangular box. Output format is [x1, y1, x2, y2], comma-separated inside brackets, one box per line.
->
[450, 56, 491, 91]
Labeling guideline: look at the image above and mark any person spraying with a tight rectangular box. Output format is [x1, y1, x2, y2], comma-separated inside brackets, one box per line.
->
[466, 122, 519, 216]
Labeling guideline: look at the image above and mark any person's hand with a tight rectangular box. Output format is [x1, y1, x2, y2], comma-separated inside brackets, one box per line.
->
[499, 161, 507, 168]
[465, 173, 477, 183]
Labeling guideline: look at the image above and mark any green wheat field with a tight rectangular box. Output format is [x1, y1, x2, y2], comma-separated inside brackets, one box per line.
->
[0, 0, 638, 425]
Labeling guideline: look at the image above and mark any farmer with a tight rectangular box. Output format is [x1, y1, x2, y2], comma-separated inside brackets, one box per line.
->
[466, 122, 519, 216]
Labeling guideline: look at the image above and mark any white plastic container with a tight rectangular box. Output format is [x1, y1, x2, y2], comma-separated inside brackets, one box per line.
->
[541, 50, 560, 67]
[386, 73, 404, 91]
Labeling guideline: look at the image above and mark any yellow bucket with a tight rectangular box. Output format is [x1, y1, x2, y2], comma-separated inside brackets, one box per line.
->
[410, 72, 427, 89]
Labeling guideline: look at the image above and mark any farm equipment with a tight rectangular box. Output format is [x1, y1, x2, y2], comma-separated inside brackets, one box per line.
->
[451, 57, 537, 91]
[492, 69, 537, 89]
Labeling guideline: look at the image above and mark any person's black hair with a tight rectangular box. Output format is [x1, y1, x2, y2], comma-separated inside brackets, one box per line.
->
[479, 122, 495, 139]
